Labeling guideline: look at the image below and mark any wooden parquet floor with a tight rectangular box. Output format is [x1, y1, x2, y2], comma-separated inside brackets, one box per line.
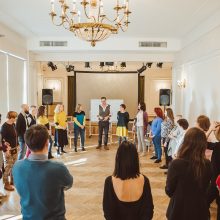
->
[0, 138, 217, 220]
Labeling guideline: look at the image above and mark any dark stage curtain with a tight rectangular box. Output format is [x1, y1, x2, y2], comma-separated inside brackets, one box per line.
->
[68, 75, 76, 116]
[138, 75, 145, 103]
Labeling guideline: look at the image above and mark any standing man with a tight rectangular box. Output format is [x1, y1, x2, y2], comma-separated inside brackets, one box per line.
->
[96, 97, 111, 150]
[13, 125, 73, 220]
[16, 104, 29, 160]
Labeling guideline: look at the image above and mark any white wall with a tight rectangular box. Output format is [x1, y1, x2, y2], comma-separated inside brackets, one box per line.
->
[144, 67, 172, 116]
[0, 22, 27, 58]
[173, 24, 220, 125]
[76, 73, 138, 119]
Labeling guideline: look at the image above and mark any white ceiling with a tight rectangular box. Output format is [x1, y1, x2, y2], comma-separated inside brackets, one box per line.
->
[0, 0, 220, 39]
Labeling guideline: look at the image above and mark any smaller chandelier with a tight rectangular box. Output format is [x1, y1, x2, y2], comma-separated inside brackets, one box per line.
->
[49, 0, 131, 47]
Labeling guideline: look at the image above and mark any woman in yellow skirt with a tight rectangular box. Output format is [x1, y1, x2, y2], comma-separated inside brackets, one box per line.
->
[116, 104, 130, 145]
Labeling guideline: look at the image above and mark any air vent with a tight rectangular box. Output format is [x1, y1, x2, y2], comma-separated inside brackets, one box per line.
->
[40, 41, 68, 47]
[139, 41, 167, 48]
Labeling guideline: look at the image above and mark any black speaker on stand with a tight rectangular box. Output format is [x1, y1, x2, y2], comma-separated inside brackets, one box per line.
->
[159, 89, 171, 113]
[42, 89, 53, 117]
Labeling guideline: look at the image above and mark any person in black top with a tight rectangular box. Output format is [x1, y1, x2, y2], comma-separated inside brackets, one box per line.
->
[116, 104, 129, 145]
[103, 141, 154, 220]
[73, 104, 86, 152]
[165, 127, 212, 220]
[1, 111, 18, 191]
[16, 104, 29, 160]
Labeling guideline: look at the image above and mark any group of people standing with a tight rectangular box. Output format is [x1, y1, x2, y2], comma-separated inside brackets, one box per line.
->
[0, 103, 70, 195]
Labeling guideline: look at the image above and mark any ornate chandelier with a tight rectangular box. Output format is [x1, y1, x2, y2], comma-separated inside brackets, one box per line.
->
[49, 0, 131, 47]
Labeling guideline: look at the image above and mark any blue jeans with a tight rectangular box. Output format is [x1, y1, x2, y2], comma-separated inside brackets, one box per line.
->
[74, 127, 85, 149]
[153, 135, 162, 160]
[18, 138, 26, 160]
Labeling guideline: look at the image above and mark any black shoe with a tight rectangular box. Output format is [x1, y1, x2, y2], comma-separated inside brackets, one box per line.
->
[61, 150, 67, 153]
[160, 165, 168, 169]
[150, 156, 157, 160]
[74, 148, 77, 152]
[82, 147, 86, 151]
[48, 152, 54, 159]
[154, 159, 162, 163]
[96, 145, 102, 149]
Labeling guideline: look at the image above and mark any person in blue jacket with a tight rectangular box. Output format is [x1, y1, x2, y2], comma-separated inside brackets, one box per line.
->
[150, 107, 164, 163]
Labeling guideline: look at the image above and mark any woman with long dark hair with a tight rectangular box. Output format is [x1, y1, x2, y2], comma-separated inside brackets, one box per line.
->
[103, 141, 154, 220]
[150, 107, 163, 163]
[166, 127, 212, 220]
[37, 106, 54, 159]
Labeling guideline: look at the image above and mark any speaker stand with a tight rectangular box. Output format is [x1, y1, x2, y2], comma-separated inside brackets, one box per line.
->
[46, 105, 49, 118]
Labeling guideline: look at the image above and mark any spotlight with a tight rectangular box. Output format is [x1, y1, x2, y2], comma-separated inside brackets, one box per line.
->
[66, 65, 74, 72]
[47, 62, 57, 71]
[157, 62, 163, 68]
[137, 64, 147, 74]
[105, 62, 114, 66]
[146, 62, 153, 68]
[85, 62, 90, 68]
[100, 62, 105, 68]
[120, 62, 126, 68]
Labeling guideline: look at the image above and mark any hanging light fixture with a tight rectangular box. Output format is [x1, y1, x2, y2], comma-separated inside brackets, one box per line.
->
[49, 0, 131, 47]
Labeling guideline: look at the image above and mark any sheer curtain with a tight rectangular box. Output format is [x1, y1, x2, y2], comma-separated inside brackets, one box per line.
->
[8, 55, 27, 113]
[0, 52, 27, 122]
[0, 53, 8, 120]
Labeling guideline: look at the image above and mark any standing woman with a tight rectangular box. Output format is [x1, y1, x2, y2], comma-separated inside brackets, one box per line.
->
[37, 105, 54, 159]
[53, 104, 60, 148]
[103, 141, 154, 220]
[150, 107, 163, 163]
[1, 111, 18, 191]
[165, 127, 212, 220]
[116, 104, 130, 145]
[54, 104, 68, 155]
[160, 108, 175, 169]
[28, 105, 37, 127]
[134, 102, 148, 156]
[73, 104, 86, 152]
[25, 105, 37, 158]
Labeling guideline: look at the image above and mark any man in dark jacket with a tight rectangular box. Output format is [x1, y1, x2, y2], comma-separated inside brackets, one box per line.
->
[16, 104, 29, 160]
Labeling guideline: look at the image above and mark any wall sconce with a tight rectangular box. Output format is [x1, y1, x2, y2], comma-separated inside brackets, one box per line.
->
[177, 79, 186, 88]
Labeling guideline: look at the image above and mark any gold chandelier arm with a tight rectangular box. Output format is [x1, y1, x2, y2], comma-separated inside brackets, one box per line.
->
[119, 23, 129, 32]
[83, 4, 97, 22]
